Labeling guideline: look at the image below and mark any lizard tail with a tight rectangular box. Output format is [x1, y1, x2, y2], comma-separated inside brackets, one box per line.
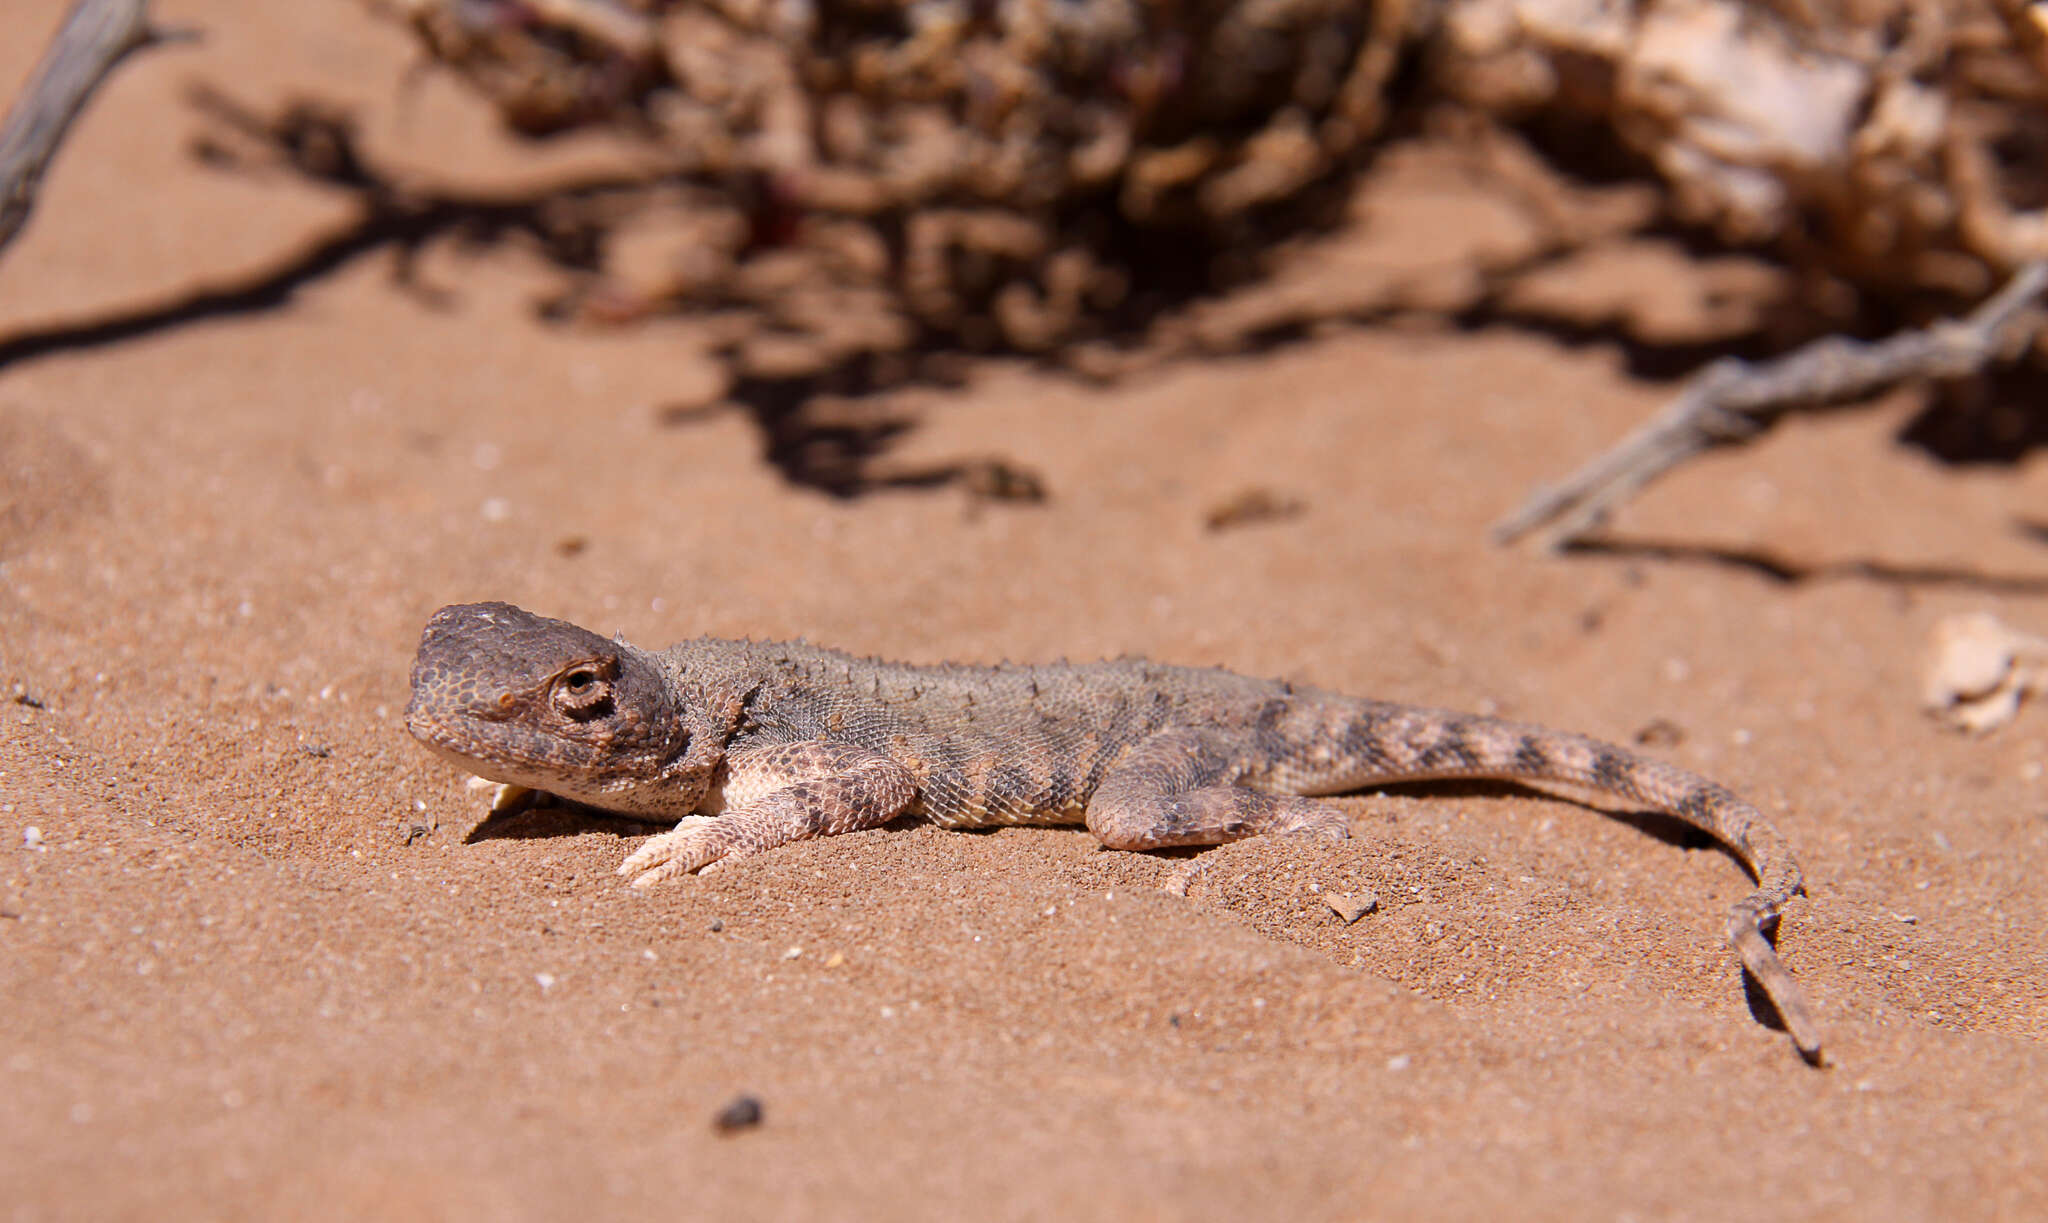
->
[1279, 700, 1824, 1061]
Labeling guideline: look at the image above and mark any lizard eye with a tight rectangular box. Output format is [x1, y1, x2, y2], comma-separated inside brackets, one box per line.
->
[552, 659, 618, 721]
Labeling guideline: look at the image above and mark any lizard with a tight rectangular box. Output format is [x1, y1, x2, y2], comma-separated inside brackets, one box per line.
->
[405, 600, 1823, 1062]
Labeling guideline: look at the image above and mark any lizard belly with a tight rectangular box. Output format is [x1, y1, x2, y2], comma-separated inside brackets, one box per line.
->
[689, 746, 1086, 827]
[693, 775, 730, 815]
[906, 751, 1093, 829]
[899, 726, 1122, 828]
[914, 792, 1084, 829]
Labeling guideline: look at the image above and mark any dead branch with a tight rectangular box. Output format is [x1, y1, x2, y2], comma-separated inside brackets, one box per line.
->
[1493, 261, 2048, 550]
[0, 0, 186, 260]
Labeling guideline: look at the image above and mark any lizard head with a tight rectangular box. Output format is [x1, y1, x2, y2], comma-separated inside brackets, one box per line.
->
[406, 602, 696, 815]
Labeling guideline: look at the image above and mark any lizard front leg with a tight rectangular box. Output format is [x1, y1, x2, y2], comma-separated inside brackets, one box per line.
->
[617, 739, 916, 886]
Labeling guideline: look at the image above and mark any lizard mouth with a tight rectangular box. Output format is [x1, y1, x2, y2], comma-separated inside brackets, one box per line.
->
[405, 708, 661, 808]
[407, 716, 510, 779]
[403, 704, 461, 751]
[405, 709, 540, 780]
[409, 725, 584, 800]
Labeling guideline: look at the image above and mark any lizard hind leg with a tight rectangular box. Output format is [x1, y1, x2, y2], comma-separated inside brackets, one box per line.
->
[1085, 728, 1351, 851]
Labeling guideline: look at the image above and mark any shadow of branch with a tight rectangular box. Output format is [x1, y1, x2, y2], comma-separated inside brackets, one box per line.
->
[0, 88, 653, 371]
[1563, 536, 2048, 594]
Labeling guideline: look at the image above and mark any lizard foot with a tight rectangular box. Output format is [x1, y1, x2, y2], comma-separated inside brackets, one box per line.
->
[467, 776, 551, 816]
[1274, 801, 1351, 841]
[617, 815, 734, 887]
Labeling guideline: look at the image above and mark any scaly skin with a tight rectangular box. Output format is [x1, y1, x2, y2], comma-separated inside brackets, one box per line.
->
[405, 601, 1823, 1062]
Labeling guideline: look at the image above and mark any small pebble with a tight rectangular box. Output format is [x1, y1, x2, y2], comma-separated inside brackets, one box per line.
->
[1326, 891, 1378, 924]
[708, 918, 724, 933]
[1203, 487, 1306, 532]
[713, 1094, 763, 1133]
[1633, 718, 1685, 748]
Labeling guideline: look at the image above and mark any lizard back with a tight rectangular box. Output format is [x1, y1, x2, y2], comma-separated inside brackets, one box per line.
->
[662, 638, 1312, 827]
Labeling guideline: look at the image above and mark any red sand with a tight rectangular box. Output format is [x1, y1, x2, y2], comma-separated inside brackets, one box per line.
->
[4, 2, 2045, 1217]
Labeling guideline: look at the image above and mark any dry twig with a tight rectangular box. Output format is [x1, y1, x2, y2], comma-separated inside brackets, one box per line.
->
[1493, 261, 2048, 550]
[0, 0, 185, 260]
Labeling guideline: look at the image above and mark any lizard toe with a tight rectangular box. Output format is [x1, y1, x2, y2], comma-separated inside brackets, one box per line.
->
[618, 816, 727, 883]
[626, 857, 697, 888]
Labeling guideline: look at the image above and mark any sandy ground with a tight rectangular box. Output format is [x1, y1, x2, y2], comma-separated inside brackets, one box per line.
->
[5, 2, 2048, 1219]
